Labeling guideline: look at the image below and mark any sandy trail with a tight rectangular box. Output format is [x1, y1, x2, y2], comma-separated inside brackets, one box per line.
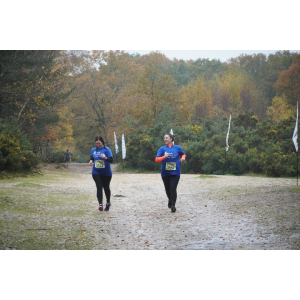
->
[57, 163, 300, 250]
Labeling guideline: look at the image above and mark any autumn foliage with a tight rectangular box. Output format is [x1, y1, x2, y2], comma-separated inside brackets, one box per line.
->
[0, 50, 299, 175]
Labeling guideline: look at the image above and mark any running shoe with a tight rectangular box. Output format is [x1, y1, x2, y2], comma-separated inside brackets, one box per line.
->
[171, 206, 176, 213]
[99, 204, 103, 211]
[168, 201, 172, 208]
[104, 203, 111, 211]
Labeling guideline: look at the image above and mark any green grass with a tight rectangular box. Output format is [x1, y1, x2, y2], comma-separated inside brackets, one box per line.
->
[0, 169, 44, 180]
[0, 170, 105, 250]
[198, 175, 217, 179]
[16, 182, 47, 188]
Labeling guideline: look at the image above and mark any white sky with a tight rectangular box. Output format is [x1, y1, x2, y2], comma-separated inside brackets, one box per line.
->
[125, 50, 300, 62]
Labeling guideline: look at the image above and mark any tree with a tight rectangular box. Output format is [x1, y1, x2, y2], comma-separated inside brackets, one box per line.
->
[127, 52, 179, 126]
[209, 65, 261, 117]
[266, 95, 295, 123]
[228, 51, 297, 107]
[274, 54, 300, 106]
[0, 50, 72, 160]
[188, 58, 224, 81]
[70, 50, 139, 148]
[180, 76, 213, 121]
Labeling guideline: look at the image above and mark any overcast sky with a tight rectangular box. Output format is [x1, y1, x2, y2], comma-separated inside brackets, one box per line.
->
[126, 50, 300, 62]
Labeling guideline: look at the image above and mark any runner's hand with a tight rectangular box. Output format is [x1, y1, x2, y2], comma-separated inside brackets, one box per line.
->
[164, 152, 169, 158]
[180, 157, 185, 163]
[89, 160, 93, 166]
[101, 154, 107, 159]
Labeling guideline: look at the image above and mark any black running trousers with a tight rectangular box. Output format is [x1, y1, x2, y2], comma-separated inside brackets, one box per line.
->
[92, 174, 112, 205]
[162, 175, 180, 206]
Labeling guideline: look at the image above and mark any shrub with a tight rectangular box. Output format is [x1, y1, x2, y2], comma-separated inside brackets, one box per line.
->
[123, 112, 299, 177]
[0, 118, 39, 172]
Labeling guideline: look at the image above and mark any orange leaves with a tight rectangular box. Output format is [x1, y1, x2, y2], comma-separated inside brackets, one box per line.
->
[42, 126, 59, 142]
[274, 54, 300, 106]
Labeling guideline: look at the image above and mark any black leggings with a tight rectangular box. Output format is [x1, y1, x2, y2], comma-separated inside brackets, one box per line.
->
[162, 175, 180, 206]
[92, 174, 112, 205]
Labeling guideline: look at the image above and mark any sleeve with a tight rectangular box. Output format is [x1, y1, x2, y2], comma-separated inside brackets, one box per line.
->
[155, 147, 166, 163]
[156, 147, 164, 157]
[106, 157, 113, 163]
[106, 147, 113, 158]
[155, 156, 166, 163]
[177, 146, 185, 157]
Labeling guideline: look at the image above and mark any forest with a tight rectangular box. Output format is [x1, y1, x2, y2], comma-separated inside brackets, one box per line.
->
[0, 50, 299, 176]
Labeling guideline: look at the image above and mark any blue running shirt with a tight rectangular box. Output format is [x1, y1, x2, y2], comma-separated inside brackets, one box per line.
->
[90, 147, 113, 176]
[156, 145, 185, 177]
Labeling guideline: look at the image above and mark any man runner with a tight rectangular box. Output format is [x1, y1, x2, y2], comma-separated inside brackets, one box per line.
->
[64, 150, 71, 168]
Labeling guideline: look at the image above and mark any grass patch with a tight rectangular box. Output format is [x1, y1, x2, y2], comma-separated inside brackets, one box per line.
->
[276, 186, 300, 194]
[0, 171, 105, 250]
[16, 182, 46, 188]
[0, 169, 44, 180]
[198, 175, 217, 179]
[290, 186, 300, 193]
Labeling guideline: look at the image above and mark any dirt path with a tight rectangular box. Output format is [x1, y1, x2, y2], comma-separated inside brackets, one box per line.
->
[61, 163, 300, 250]
[1, 163, 299, 250]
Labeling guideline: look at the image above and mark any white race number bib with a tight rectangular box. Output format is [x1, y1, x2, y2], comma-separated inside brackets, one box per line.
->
[95, 160, 105, 168]
[166, 162, 176, 171]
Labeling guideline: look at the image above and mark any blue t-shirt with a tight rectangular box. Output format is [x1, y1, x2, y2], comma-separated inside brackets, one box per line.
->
[156, 145, 185, 177]
[90, 146, 113, 176]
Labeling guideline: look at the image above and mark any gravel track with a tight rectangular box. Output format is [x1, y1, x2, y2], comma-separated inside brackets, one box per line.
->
[59, 163, 300, 250]
[1, 163, 299, 250]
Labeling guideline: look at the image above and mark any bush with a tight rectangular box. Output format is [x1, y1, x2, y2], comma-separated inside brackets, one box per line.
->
[21, 151, 39, 170]
[0, 118, 39, 172]
[49, 151, 65, 163]
[72, 152, 90, 163]
[123, 112, 299, 177]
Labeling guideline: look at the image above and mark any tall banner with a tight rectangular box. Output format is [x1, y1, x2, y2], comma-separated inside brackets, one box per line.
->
[122, 134, 126, 159]
[226, 114, 231, 152]
[170, 129, 174, 145]
[114, 132, 119, 153]
[292, 102, 298, 152]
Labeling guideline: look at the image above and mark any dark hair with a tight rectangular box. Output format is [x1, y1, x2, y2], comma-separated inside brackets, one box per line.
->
[165, 133, 175, 142]
[66, 149, 69, 151]
[95, 136, 106, 148]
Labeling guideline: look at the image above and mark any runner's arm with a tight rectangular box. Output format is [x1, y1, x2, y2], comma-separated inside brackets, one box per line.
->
[180, 154, 186, 162]
[106, 157, 113, 163]
[155, 156, 166, 163]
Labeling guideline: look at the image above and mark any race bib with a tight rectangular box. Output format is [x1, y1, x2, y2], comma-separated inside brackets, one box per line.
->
[95, 160, 105, 168]
[166, 162, 176, 171]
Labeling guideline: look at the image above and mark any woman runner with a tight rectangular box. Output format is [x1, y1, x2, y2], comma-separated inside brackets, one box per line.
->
[155, 133, 186, 212]
[89, 136, 113, 211]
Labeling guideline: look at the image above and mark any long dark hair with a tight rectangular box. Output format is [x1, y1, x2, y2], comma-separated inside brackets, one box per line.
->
[95, 136, 107, 149]
[165, 133, 175, 142]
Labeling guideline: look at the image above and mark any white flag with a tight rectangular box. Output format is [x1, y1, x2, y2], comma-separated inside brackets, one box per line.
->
[226, 114, 231, 152]
[292, 102, 298, 152]
[170, 129, 174, 145]
[122, 134, 126, 159]
[114, 132, 119, 153]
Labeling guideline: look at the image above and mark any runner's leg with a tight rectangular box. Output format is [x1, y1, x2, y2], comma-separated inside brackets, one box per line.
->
[162, 176, 171, 206]
[92, 174, 104, 205]
[170, 175, 180, 207]
[102, 176, 112, 204]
